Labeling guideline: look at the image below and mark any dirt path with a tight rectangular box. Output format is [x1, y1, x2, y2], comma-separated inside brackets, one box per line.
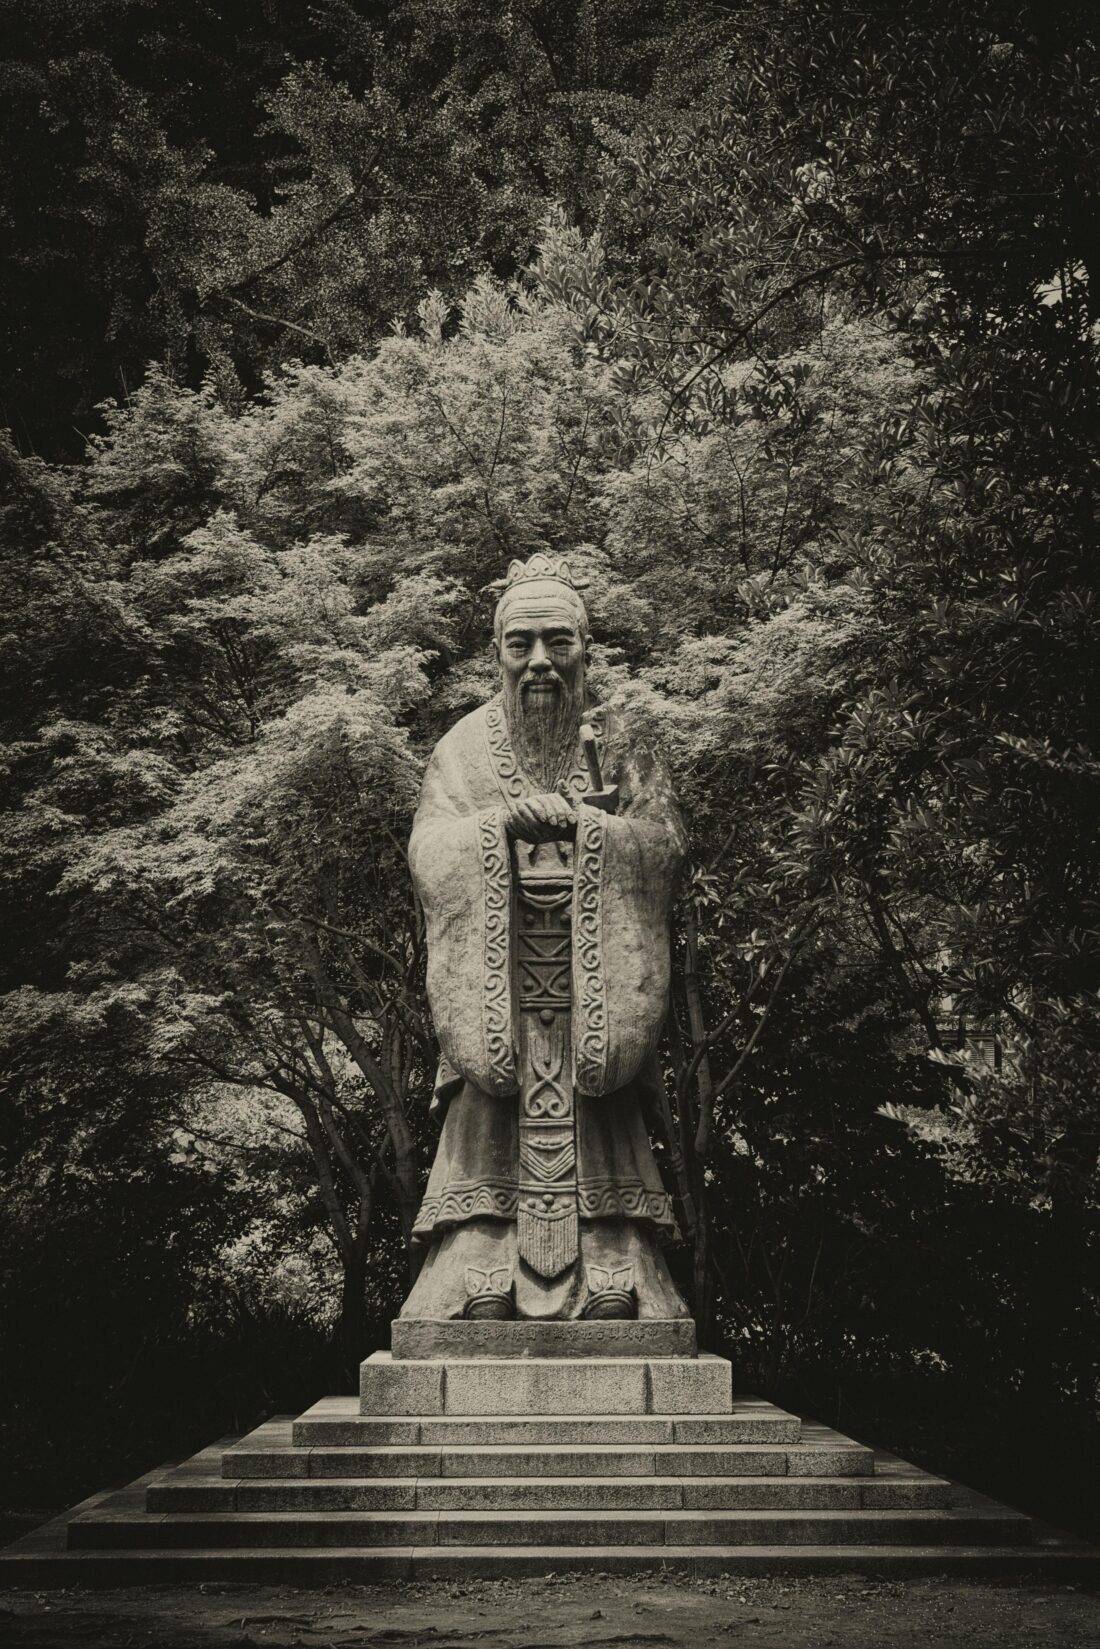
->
[2, 1573, 1098, 1649]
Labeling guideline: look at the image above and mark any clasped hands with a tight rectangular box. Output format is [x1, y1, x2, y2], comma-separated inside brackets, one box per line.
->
[504, 791, 576, 844]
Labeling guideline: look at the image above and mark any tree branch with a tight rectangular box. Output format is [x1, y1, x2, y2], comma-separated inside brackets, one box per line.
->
[214, 295, 336, 365]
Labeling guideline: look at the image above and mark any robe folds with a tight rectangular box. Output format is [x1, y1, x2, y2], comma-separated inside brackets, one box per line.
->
[403, 694, 689, 1320]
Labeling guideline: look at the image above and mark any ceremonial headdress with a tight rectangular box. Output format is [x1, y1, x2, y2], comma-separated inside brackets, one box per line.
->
[490, 554, 590, 640]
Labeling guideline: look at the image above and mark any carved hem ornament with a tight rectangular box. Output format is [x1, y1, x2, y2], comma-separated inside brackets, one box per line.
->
[413, 1179, 518, 1235]
[577, 1182, 675, 1227]
[412, 1179, 675, 1239]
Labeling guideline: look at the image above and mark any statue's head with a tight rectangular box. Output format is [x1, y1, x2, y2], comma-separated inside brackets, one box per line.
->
[491, 554, 591, 786]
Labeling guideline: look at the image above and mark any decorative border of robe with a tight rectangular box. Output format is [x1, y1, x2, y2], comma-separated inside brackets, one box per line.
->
[573, 804, 609, 1094]
[477, 806, 515, 1092]
[409, 697, 685, 1104]
[409, 735, 519, 1097]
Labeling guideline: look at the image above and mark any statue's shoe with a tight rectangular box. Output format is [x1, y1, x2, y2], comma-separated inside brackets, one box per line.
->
[463, 1291, 515, 1320]
[580, 1287, 636, 1321]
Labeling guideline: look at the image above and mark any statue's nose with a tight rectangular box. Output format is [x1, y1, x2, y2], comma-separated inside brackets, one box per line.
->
[529, 640, 552, 671]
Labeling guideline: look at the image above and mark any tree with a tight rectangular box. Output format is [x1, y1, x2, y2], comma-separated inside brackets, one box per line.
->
[0, 0, 707, 455]
[3, 0, 1099, 1532]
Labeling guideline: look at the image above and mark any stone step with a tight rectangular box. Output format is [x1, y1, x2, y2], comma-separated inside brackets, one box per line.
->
[7, 1433, 1093, 1584]
[8, 1543, 1098, 1586]
[224, 1439, 874, 1480]
[148, 1472, 952, 1514]
[236, 1412, 856, 1482]
[68, 1504, 1033, 1551]
[361, 1352, 733, 1416]
[293, 1399, 803, 1448]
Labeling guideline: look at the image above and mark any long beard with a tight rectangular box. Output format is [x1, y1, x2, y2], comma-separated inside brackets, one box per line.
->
[503, 675, 585, 790]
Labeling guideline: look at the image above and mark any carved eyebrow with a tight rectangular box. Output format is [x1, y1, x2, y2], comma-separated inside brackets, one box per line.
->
[503, 623, 577, 641]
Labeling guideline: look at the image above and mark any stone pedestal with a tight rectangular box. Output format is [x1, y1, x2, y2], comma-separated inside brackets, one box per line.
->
[362, 1348, 731, 1417]
[375, 1314, 725, 1417]
[6, 1314, 1093, 1582]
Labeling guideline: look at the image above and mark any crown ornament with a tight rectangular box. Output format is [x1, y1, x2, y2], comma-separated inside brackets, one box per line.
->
[487, 553, 591, 597]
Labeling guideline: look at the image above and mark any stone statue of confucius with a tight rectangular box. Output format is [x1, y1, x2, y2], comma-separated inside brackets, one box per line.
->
[401, 553, 691, 1324]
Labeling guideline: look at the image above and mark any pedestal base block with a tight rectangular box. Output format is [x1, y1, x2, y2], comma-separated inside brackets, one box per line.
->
[359, 1356, 445, 1416]
[360, 1351, 731, 1417]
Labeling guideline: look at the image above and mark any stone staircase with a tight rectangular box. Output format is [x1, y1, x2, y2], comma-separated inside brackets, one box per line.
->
[2, 1335, 1096, 1582]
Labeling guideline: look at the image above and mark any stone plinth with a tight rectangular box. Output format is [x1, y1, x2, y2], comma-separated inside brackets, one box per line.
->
[359, 1351, 733, 1417]
[7, 1393, 1095, 1581]
[9, 1317, 1088, 1583]
[391, 1318, 697, 1360]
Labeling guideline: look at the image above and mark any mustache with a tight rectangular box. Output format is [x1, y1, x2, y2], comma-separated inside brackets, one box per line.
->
[520, 672, 563, 692]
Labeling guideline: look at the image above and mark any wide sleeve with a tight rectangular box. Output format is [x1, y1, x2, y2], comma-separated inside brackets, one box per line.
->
[571, 738, 687, 1096]
[408, 736, 518, 1098]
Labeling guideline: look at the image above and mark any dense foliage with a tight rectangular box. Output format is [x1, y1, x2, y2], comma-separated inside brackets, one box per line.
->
[2, 1, 1097, 1534]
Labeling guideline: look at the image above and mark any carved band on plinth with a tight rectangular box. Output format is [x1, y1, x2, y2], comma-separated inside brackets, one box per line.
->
[390, 1317, 699, 1360]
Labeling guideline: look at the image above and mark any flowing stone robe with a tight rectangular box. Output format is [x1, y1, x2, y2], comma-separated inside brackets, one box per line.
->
[401, 696, 690, 1321]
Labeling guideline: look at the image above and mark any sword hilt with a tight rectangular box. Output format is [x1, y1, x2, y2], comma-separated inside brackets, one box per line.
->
[580, 723, 603, 791]
[577, 722, 618, 815]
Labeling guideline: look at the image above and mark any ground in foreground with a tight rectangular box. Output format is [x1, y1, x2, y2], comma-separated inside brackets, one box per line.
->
[1, 1572, 1099, 1648]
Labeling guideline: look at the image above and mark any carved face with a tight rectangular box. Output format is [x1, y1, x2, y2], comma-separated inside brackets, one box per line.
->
[494, 582, 589, 702]
[495, 581, 590, 787]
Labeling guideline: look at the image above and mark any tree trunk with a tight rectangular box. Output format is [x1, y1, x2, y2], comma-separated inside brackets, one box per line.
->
[309, 984, 421, 1257]
[691, 1168, 713, 1345]
[338, 1248, 369, 1389]
[296, 931, 422, 1257]
[681, 906, 716, 1343]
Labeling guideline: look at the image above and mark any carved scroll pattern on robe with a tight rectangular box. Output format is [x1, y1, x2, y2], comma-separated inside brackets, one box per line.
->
[484, 698, 526, 803]
[478, 808, 515, 1092]
[516, 880, 578, 1278]
[573, 804, 609, 1095]
[484, 695, 608, 807]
